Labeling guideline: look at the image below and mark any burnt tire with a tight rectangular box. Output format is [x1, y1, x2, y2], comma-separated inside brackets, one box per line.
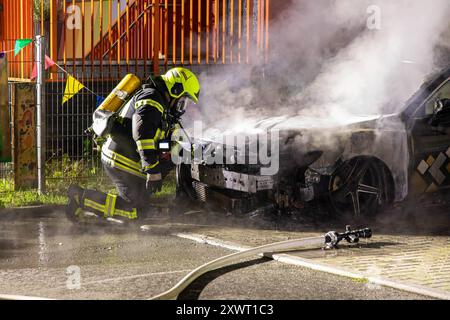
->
[175, 164, 197, 201]
[327, 157, 392, 222]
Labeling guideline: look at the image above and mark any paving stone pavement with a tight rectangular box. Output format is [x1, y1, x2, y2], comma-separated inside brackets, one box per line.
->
[184, 225, 450, 296]
[293, 235, 450, 292]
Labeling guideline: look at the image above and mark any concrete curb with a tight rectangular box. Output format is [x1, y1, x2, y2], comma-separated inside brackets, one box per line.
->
[0, 205, 64, 217]
[174, 232, 450, 300]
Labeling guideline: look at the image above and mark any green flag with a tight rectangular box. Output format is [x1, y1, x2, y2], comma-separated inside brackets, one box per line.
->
[14, 39, 32, 56]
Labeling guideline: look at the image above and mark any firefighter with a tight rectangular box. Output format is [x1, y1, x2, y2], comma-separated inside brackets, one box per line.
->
[66, 67, 200, 223]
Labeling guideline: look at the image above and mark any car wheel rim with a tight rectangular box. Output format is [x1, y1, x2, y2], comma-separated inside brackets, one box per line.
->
[330, 159, 382, 218]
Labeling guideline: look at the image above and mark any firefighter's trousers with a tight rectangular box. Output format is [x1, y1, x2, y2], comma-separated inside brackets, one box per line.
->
[79, 160, 174, 220]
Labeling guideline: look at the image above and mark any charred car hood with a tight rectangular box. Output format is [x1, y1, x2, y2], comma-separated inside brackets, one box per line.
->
[199, 113, 403, 141]
[184, 112, 409, 201]
[187, 113, 406, 173]
[194, 113, 405, 159]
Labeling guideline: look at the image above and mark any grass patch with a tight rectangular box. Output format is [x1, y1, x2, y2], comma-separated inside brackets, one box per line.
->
[0, 156, 177, 208]
[0, 179, 67, 208]
[0, 190, 67, 208]
[158, 173, 177, 199]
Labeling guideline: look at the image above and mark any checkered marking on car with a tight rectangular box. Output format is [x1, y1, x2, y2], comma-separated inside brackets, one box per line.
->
[417, 160, 429, 175]
[417, 151, 450, 186]
[426, 155, 435, 166]
[428, 153, 447, 186]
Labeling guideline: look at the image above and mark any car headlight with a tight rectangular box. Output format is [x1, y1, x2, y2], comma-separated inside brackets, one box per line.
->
[305, 168, 321, 184]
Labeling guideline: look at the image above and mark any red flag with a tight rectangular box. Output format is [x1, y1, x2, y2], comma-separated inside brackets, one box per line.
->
[31, 64, 37, 80]
[31, 56, 56, 80]
[45, 55, 56, 69]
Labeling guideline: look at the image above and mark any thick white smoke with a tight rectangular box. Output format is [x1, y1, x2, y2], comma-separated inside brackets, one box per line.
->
[297, 0, 450, 116]
[188, 0, 450, 135]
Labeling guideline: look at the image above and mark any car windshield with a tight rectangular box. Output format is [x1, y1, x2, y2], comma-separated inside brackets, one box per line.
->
[401, 66, 450, 117]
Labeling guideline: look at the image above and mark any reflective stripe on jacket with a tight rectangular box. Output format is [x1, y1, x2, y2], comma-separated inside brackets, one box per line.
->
[101, 84, 170, 176]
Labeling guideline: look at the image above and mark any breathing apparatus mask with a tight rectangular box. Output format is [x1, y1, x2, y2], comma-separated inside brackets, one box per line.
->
[170, 95, 195, 120]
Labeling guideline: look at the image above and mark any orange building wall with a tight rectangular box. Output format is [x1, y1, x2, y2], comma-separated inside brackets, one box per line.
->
[0, 0, 34, 80]
[0, 0, 273, 79]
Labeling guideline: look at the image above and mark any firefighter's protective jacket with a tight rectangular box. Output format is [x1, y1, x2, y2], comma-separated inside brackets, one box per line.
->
[101, 84, 170, 178]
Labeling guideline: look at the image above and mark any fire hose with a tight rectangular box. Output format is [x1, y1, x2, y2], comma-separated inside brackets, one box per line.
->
[149, 226, 372, 300]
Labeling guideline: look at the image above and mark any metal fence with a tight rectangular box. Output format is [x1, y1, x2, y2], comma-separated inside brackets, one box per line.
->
[43, 63, 227, 184]
[0, 163, 12, 180]
[0, 80, 13, 184]
[1, 0, 271, 193]
[39, 0, 270, 78]
[0, 68, 117, 193]
[2, 0, 271, 78]
[44, 69, 116, 191]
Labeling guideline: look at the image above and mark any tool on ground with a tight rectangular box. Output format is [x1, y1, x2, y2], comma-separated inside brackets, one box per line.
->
[149, 226, 372, 300]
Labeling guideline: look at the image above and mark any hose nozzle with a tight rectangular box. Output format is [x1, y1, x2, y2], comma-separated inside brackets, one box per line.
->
[324, 226, 372, 249]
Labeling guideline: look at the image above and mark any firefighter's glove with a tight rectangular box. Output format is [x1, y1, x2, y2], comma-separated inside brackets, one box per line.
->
[146, 173, 163, 193]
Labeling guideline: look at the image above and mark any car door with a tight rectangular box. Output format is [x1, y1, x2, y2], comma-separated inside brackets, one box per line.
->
[408, 78, 450, 194]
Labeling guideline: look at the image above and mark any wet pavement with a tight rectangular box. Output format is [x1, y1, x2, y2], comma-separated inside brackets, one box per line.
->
[0, 210, 433, 300]
[167, 197, 450, 299]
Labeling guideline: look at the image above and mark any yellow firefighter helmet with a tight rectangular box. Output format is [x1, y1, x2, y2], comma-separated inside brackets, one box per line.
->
[161, 67, 200, 103]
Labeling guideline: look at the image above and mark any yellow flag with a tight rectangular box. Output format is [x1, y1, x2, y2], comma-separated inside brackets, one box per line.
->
[62, 75, 85, 104]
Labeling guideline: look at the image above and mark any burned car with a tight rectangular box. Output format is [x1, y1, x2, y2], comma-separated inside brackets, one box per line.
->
[175, 68, 450, 219]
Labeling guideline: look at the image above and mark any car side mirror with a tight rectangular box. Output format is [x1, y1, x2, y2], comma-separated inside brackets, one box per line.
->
[430, 98, 450, 127]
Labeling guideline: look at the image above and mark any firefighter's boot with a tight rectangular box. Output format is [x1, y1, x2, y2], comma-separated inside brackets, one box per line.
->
[66, 185, 99, 223]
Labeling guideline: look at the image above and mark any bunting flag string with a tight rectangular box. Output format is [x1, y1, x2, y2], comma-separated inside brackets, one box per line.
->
[45, 55, 57, 69]
[96, 95, 106, 107]
[62, 75, 85, 105]
[1, 39, 33, 56]
[58, 65, 105, 105]
[0, 49, 15, 54]
[14, 39, 32, 56]
[53, 63, 104, 105]
[31, 55, 57, 80]
[3, 38, 105, 106]
[31, 64, 37, 80]
[31, 54, 104, 105]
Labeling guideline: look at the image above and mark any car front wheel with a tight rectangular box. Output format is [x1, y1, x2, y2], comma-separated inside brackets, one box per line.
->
[327, 157, 391, 220]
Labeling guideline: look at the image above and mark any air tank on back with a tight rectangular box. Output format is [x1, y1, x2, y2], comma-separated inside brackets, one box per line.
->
[91, 74, 142, 137]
